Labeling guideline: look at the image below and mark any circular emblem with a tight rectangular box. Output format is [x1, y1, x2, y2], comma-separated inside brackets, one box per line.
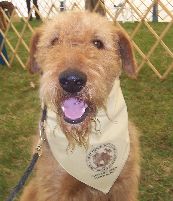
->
[86, 143, 117, 172]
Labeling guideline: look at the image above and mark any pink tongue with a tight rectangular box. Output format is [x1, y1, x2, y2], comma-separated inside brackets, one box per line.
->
[62, 98, 88, 120]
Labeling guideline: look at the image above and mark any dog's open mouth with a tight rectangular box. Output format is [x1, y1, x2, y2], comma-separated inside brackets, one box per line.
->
[61, 97, 89, 124]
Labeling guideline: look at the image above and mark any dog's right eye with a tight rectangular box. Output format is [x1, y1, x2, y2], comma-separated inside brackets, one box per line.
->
[92, 39, 104, 49]
[51, 37, 59, 46]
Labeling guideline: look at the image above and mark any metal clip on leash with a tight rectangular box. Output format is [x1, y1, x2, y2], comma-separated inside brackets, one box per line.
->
[6, 105, 47, 201]
[36, 105, 47, 156]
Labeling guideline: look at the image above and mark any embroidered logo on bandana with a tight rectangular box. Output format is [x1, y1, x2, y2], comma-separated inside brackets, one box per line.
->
[86, 143, 117, 179]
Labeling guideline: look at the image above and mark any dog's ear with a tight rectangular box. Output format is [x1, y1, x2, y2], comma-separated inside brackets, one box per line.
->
[28, 29, 42, 74]
[116, 29, 137, 78]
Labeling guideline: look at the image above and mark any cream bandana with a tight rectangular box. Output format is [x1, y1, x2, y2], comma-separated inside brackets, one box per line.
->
[45, 78, 130, 194]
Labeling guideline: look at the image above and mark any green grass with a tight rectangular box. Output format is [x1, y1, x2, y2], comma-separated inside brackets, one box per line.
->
[0, 21, 173, 201]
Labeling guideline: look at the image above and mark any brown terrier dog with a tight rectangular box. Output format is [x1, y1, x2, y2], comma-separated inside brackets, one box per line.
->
[20, 11, 140, 201]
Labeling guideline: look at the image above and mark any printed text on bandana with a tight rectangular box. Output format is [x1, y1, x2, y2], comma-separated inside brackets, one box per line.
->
[86, 143, 118, 179]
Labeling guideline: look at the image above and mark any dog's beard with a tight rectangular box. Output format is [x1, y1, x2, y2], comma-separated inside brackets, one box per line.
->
[59, 116, 92, 149]
[40, 83, 93, 149]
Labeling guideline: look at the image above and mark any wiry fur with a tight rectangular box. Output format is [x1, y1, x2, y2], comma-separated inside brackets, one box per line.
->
[21, 11, 140, 201]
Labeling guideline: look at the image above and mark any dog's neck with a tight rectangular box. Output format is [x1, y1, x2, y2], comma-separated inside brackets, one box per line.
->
[45, 78, 130, 194]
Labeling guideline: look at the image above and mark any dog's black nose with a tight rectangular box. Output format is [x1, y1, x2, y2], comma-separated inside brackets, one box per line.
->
[59, 69, 87, 93]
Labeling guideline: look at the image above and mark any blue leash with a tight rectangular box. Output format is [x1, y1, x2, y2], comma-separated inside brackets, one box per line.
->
[5, 106, 47, 201]
[6, 153, 39, 201]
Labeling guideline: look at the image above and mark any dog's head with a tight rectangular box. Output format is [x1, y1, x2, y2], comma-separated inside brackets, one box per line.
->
[29, 12, 136, 148]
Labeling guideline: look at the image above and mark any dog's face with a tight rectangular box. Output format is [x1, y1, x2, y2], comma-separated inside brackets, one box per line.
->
[29, 12, 136, 148]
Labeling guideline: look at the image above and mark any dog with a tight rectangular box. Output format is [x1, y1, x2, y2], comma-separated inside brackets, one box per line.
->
[20, 11, 140, 201]
[85, 0, 106, 16]
[0, 8, 7, 31]
[0, 1, 15, 17]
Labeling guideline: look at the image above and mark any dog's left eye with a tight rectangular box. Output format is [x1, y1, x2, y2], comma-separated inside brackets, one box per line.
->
[51, 37, 59, 46]
[92, 39, 104, 49]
